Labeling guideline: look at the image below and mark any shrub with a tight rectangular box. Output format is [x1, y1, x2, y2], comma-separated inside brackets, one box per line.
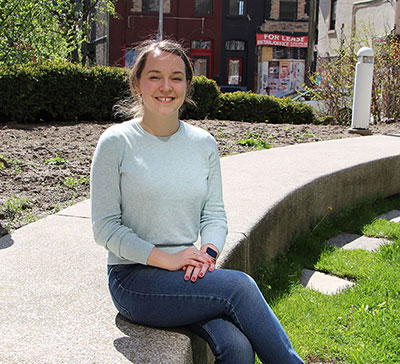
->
[278, 97, 316, 124]
[0, 62, 316, 124]
[181, 75, 221, 120]
[0, 62, 129, 123]
[218, 92, 281, 123]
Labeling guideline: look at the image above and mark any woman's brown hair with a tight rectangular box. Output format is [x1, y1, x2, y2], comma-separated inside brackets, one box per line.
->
[114, 38, 194, 119]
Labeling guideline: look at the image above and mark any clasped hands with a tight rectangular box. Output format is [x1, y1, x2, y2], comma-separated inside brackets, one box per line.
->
[180, 244, 218, 283]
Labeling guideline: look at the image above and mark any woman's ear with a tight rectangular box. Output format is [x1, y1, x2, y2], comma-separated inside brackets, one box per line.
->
[134, 77, 141, 95]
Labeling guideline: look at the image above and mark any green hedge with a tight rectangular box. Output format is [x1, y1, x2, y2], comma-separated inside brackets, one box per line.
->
[218, 92, 281, 123]
[0, 62, 129, 122]
[182, 78, 315, 124]
[278, 96, 316, 124]
[0, 62, 315, 124]
[181, 75, 220, 120]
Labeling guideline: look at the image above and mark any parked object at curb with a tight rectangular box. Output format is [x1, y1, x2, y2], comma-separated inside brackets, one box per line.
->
[219, 85, 248, 93]
[290, 89, 352, 117]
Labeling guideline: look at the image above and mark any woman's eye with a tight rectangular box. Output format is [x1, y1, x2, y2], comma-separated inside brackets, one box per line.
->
[173, 77, 183, 81]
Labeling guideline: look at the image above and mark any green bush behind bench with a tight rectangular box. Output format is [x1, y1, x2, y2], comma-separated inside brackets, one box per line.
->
[0, 62, 316, 124]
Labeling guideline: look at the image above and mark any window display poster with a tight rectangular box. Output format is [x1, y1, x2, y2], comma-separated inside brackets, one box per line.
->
[259, 60, 305, 97]
[279, 61, 290, 79]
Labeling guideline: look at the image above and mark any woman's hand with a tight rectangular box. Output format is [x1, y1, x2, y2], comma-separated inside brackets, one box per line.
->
[147, 246, 212, 272]
[183, 244, 218, 283]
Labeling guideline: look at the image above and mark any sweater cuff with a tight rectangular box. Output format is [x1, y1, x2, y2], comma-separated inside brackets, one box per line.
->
[201, 228, 227, 255]
[119, 239, 155, 266]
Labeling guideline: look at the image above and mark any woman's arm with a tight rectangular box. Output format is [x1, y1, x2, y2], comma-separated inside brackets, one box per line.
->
[199, 139, 228, 253]
[184, 137, 227, 282]
[91, 130, 155, 265]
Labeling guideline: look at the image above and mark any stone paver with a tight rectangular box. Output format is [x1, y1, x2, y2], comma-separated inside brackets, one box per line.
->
[377, 209, 400, 223]
[325, 232, 392, 252]
[300, 269, 355, 295]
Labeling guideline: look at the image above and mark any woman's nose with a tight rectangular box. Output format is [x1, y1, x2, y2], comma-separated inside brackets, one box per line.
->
[160, 78, 172, 91]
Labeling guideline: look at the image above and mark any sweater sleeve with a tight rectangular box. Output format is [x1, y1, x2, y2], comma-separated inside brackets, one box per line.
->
[90, 130, 155, 265]
[199, 137, 228, 253]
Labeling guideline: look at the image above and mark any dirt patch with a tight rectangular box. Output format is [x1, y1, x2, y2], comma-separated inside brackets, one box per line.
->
[1, 119, 399, 237]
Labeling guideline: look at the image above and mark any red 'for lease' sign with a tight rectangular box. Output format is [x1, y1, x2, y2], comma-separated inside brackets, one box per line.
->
[256, 33, 308, 48]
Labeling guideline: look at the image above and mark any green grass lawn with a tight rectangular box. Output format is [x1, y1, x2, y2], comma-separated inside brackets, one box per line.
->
[256, 195, 400, 364]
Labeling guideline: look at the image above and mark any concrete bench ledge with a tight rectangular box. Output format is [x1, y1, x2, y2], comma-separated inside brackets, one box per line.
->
[1, 135, 399, 364]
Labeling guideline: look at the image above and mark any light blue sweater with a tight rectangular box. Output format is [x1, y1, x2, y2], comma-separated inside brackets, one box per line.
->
[90, 119, 228, 265]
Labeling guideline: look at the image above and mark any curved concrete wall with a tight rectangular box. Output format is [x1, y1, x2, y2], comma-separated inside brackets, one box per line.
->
[193, 135, 400, 364]
[217, 135, 400, 277]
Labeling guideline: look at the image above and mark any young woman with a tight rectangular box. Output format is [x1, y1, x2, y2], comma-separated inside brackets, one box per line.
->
[90, 39, 304, 364]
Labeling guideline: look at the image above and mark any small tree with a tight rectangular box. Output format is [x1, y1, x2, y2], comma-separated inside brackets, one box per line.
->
[0, 0, 117, 67]
[0, 0, 69, 65]
[306, 52, 355, 124]
[306, 26, 400, 124]
[370, 33, 400, 123]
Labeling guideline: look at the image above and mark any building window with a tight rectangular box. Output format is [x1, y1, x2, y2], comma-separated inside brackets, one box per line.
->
[228, 58, 243, 85]
[305, 0, 310, 16]
[195, 0, 213, 15]
[192, 39, 213, 78]
[273, 46, 306, 60]
[192, 39, 212, 49]
[225, 40, 246, 51]
[229, 0, 246, 16]
[139, 0, 170, 13]
[279, 0, 297, 20]
[329, 0, 337, 30]
[142, 0, 159, 12]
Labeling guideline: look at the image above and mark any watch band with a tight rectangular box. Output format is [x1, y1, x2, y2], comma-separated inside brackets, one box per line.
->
[206, 247, 218, 259]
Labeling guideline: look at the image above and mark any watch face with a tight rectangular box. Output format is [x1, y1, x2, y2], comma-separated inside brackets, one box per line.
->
[206, 247, 217, 259]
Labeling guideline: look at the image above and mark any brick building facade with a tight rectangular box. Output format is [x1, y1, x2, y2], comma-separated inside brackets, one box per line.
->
[95, 0, 312, 95]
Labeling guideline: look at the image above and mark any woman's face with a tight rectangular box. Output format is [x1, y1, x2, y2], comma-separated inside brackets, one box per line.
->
[135, 50, 188, 119]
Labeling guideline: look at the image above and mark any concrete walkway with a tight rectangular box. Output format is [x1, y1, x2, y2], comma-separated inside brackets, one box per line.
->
[1, 134, 399, 364]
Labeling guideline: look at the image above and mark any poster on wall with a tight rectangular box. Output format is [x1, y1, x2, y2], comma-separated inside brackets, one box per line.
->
[259, 60, 305, 97]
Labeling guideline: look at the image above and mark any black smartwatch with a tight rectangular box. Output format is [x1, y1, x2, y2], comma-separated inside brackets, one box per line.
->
[206, 247, 218, 259]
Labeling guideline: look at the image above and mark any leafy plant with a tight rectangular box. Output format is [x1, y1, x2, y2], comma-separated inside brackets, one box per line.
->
[295, 132, 315, 138]
[2, 194, 32, 218]
[237, 133, 271, 150]
[0, 154, 9, 169]
[63, 175, 90, 189]
[45, 154, 68, 165]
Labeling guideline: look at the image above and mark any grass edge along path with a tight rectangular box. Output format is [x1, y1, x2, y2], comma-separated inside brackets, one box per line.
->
[255, 194, 400, 364]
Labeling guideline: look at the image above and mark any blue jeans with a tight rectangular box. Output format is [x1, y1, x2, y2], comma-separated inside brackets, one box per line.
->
[108, 264, 304, 364]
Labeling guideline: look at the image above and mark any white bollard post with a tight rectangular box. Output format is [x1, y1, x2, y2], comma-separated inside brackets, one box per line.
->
[350, 47, 374, 134]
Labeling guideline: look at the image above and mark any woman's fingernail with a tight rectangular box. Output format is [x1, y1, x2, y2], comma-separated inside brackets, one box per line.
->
[192, 277, 196, 282]
[199, 272, 203, 277]
[185, 275, 189, 280]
